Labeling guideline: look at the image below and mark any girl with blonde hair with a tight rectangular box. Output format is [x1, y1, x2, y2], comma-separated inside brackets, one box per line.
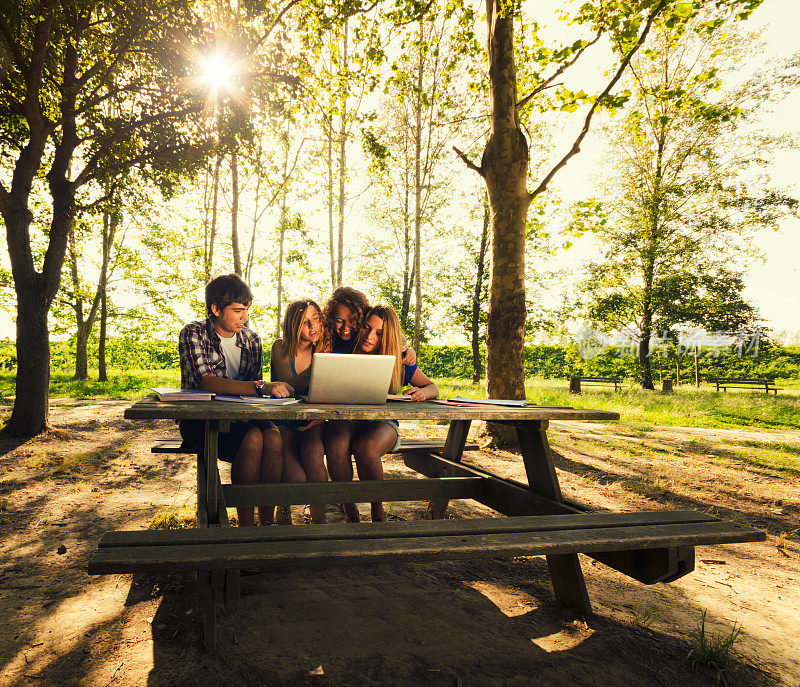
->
[270, 299, 327, 523]
[325, 304, 438, 522]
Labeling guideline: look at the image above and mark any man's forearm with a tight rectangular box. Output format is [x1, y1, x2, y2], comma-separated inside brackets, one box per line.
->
[200, 375, 258, 396]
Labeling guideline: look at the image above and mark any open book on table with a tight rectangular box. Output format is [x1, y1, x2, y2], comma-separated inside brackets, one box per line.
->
[152, 387, 214, 401]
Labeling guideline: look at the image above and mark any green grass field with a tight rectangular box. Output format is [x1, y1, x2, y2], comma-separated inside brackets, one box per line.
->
[1, 369, 799, 430]
[437, 377, 800, 430]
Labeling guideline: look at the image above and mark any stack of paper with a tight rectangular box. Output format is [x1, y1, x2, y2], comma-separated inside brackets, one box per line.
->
[448, 397, 528, 407]
[215, 395, 301, 405]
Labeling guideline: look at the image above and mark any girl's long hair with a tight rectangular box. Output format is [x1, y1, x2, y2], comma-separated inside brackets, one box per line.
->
[355, 304, 403, 393]
[319, 286, 370, 353]
[281, 298, 321, 361]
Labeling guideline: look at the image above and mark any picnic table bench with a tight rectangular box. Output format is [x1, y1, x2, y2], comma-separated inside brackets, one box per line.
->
[569, 376, 623, 394]
[709, 377, 780, 394]
[89, 398, 764, 650]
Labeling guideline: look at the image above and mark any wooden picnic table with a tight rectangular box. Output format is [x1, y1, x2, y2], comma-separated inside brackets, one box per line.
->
[90, 396, 764, 649]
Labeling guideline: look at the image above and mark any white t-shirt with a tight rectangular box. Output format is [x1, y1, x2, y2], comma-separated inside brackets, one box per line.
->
[218, 333, 242, 380]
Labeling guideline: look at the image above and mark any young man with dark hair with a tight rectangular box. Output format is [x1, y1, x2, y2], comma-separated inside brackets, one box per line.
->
[179, 274, 293, 527]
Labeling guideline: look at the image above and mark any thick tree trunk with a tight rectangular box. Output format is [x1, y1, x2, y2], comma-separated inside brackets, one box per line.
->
[7, 292, 51, 435]
[639, 298, 654, 389]
[75, 326, 90, 380]
[480, 0, 530, 446]
[472, 199, 490, 384]
[483, 0, 529, 403]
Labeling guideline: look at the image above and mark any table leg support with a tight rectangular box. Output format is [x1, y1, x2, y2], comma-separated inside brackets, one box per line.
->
[197, 571, 219, 651]
[516, 421, 592, 615]
[425, 420, 471, 519]
[204, 420, 220, 525]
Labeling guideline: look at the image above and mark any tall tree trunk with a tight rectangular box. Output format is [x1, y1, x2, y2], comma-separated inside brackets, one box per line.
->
[472, 197, 490, 384]
[639, 127, 666, 390]
[336, 19, 348, 288]
[483, 0, 529, 404]
[276, 123, 290, 337]
[71, 198, 116, 380]
[206, 151, 222, 282]
[327, 111, 336, 289]
[201, 164, 212, 279]
[401, 142, 412, 325]
[413, 20, 424, 351]
[68, 225, 89, 380]
[245, 138, 263, 283]
[231, 148, 241, 275]
[98, 286, 108, 382]
[276, 214, 286, 337]
[97, 201, 117, 383]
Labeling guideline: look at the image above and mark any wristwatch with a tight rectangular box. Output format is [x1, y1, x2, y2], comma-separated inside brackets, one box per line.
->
[254, 380, 266, 397]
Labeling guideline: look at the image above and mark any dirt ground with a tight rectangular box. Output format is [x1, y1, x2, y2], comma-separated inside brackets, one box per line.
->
[1, 401, 798, 686]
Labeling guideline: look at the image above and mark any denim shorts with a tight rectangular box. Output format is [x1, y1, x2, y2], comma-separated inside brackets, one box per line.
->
[352, 419, 401, 452]
[178, 419, 274, 462]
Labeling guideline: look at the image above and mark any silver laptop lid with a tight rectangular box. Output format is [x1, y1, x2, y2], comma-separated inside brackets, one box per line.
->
[307, 353, 396, 404]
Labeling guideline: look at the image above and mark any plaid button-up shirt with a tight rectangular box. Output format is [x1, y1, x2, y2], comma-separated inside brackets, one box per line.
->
[179, 317, 263, 389]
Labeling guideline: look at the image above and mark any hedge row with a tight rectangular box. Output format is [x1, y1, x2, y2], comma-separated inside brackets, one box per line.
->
[416, 344, 800, 381]
[2, 338, 798, 380]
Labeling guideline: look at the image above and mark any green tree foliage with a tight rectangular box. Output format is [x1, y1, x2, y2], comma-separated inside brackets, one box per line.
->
[0, 0, 219, 433]
[579, 9, 797, 388]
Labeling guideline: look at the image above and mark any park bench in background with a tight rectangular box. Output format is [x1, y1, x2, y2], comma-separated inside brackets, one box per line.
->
[569, 376, 623, 394]
[709, 377, 779, 394]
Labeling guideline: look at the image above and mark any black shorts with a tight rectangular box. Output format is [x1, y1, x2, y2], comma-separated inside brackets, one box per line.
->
[178, 419, 274, 462]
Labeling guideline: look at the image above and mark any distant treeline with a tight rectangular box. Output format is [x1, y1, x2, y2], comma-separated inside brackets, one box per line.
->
[2, 338, 799, 381]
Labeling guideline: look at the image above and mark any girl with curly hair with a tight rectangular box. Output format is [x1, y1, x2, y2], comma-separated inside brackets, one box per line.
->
[318, 286, 371, 354]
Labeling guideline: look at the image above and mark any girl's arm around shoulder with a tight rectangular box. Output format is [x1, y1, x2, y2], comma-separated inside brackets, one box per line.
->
[403, 367, 438, 402]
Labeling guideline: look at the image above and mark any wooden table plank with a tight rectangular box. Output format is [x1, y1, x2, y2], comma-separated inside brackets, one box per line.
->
[221, 477, 484, 506]
[124, 396, 619, 423]
[98, 510, 728, 547]
[89, 521, 764, 574]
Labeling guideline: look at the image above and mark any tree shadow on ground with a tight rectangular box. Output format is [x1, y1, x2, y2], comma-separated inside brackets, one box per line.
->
[548, 446, 796, 542]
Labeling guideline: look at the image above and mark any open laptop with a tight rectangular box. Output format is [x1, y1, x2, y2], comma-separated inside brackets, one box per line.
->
[305, 353, 395, 404]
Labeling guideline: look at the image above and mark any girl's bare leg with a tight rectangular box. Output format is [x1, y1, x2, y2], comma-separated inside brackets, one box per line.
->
[230, 427, 264, 527]
[325, 420, 360, 522]
[299, 421, 328, 523]
[257, 426, 284, 525]
[352, 421, 398, 522]
[277, 428, 306, 525]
